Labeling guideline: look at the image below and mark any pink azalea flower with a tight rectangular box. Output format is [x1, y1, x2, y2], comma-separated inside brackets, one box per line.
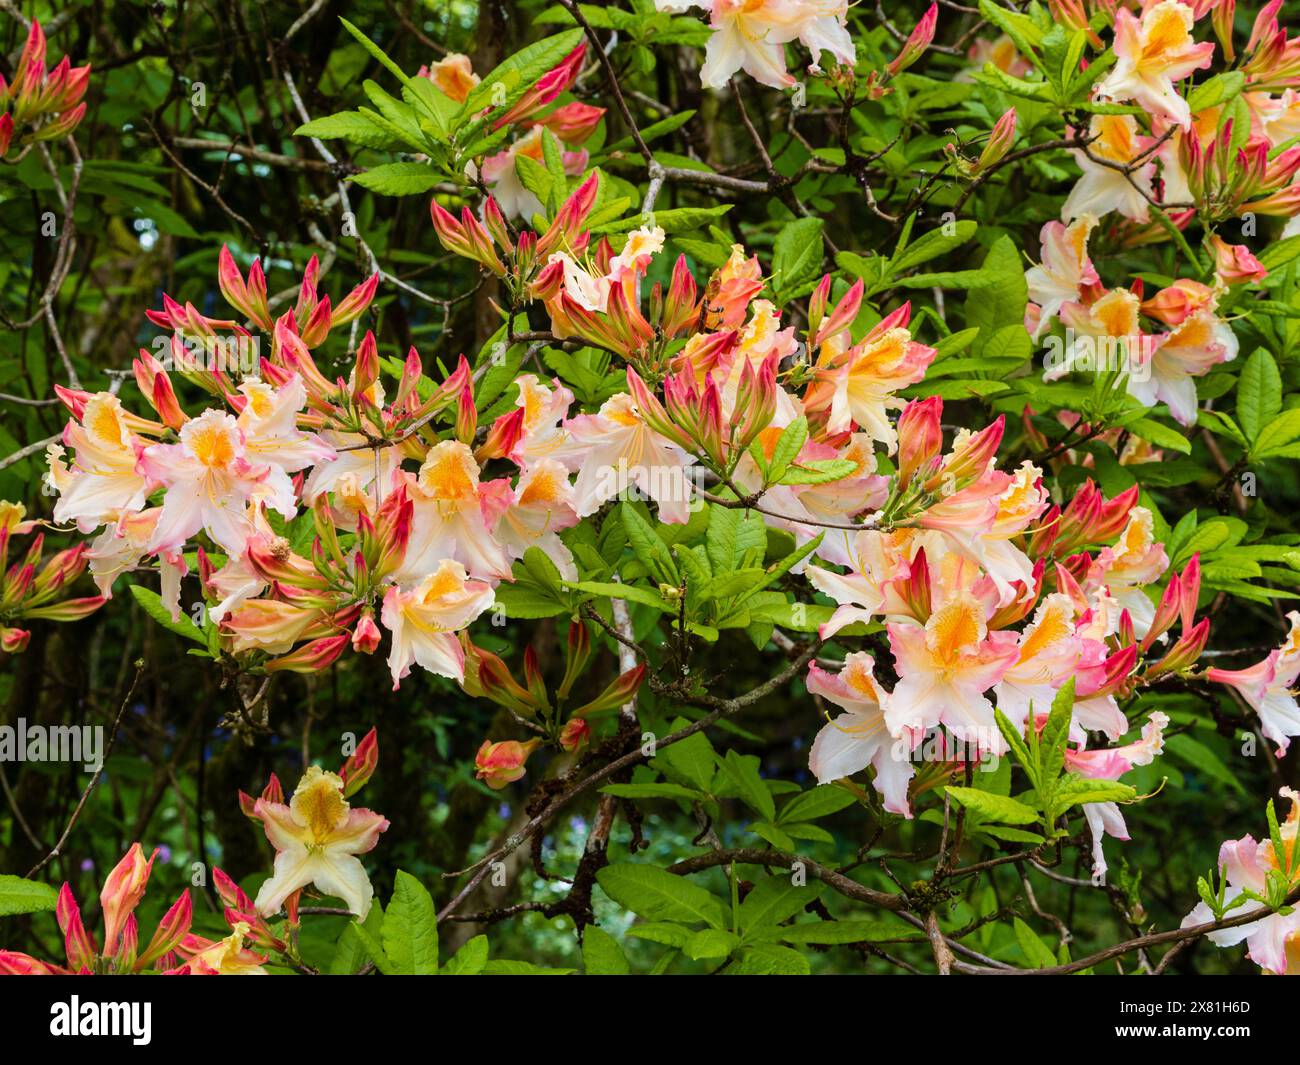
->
[806, 652, 917, 815]
[382, 558, 495, 687]
[1098, 1, 1214, 129]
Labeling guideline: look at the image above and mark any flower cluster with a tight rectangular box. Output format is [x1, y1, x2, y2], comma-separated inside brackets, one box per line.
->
[425, 44, 605, 220]
[1027, 213, 1247, 425]
[0, 20, 89, 158]
[0, 731, 386, 975]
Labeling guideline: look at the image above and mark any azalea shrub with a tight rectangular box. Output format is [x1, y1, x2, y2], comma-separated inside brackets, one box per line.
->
[1, 0, 1300, 979]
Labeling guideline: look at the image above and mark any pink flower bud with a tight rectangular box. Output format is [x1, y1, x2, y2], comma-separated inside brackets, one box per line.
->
[341, 727, 379, 796]
[897, 397, 943, 488]
[100, 843, 158, 957]
[540, 101, 606, 144]
[1210, 236, 1267, 285]
[351, 614, 382, 656]
[975, 107, 1018, 173]
[56, 883, 96, 971]
[1, 626, 31, 653]
[137, 890, 192, 970]
[474, 738, 541, 789]
[559, 717, 591, 752]
[887, 3, 937, 76]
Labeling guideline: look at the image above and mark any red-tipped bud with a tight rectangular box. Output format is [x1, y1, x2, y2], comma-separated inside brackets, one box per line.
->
[264, 633, 350, 673]
[887, 2, 937, 75]
[474, 738, 542, 789]
[100, 843, 157, 957]
[57, 883, 96, 971]
[571, 664, 646, 717]
[137, 890, 192, 970]
[559, 717, 591, 752]
[897, 397, 943, 488]
[334, 273, 379, 327]
[341, 728, 379, 796]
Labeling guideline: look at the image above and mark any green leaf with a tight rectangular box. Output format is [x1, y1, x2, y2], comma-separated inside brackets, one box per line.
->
[1127, 417, 1191, 455]
[582, 926, 631, 975]
[1253, 409, 1300, 459]
[771, 218, 824, 301]
[738, 876, 822, 931]
[596, 864, 727, 928]
[129, 585, 205, 645]
[945, 786, 1039, 825]
[351, 920, 394, 975]
[653, 721, 717, 793]
[715, 749, 776, 821]
[765, 415, 809, 486]
[965, 236, 1028, 354]
[890, 220, 978, 276]
[295, 111, 395, 148]
[350, 162, 441, 196]
[340, 18, 418, 89]
[597, 204, 732, 235]
[683, 928, 740, 960]
[1165, 733, 1246, 795]
[778, 784, 856, 824]
[731, 942, 810, 974]
[622, 502, 679, 585]
[600, 782, 704, 801]
[1039, 677, 1076, 786]
[777, 919, 921, 944]
[1186, 71, 1245, 112]
[1052, 776, 1137, 807]
[1237, 349, 1282, 445]
[1014, 917, 1058, 967]
[707, 503, 767, 573]
[382, 870, 439, 975]
[441, 934, 490, 975]
[0, 874, 57, 916]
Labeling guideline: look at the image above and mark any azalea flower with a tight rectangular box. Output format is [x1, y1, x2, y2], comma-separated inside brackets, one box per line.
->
[486, 458, 580, 577]
[1052, 287, 1147, 381]
[137, 409, 295, 557]
[420, 52, 479, 102]
[382, 559, 495, 687]
[993, 593, 1082, 730]
[806, 652, 917, 815]
[177, 923, 268, 975]
[736, 431, 888, 568]
[1097, 1, 1214, 130]
[1208, 612, 1300, 755]
[253, 765, 389, 920]
[1128, 304, 1239, 426]
[1092, 506, 1171, 637]
[1063, 115, 1156, 222]
[479, 126, 589, 220]
[47, 392, 151, 532]
[501, 374, 575, 467]
[816, 305, 936, 449]
[475, 738, 542, 789]
[1065, 711, 1168, 880]
[0, 843, 193, 975]
[563, 393, 698, 524]
[883, 557, 1019, 752]
[803, 530, 912, 638]
[658, 0, 855, 91]
[1181, 788, 1300, 974]
[86, 508, 188, 620]
[398, 440, 512, 581]
[235, 375, 335, 474]
[1024, 214, 1100, 339]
